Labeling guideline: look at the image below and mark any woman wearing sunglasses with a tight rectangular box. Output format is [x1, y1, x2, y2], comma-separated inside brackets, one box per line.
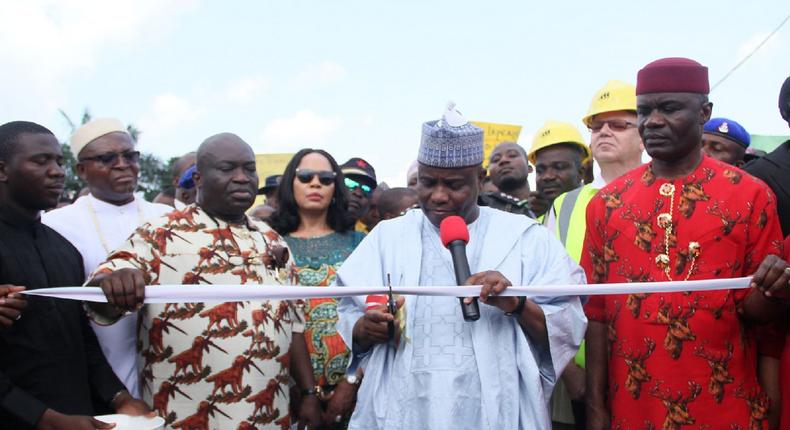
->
[268, 149, 364, 430]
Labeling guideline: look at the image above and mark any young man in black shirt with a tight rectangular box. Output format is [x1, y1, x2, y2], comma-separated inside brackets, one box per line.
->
[0, 121, 150, 429]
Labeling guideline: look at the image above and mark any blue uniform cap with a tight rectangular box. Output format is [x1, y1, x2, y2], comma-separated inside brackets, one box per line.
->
[703, 117, 750, 148]
[177, 164, 197, 189]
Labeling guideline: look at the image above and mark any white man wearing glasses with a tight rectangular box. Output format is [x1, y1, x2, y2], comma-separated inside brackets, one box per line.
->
[541, 81, 643, 430]
[340, 157, 378, 233]
[545, 81, 644, 261]
[42, 118, 171, 399]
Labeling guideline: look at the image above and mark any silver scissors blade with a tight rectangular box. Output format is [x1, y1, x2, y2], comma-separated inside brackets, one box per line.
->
[387, 273, 395, 340]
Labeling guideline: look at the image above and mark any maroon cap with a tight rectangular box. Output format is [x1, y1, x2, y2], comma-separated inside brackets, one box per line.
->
[636, 57, 709, 95]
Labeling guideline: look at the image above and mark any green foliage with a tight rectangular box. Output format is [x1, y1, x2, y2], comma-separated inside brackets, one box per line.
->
[60, 143, 83, 200]
[137, 153, 171, 201]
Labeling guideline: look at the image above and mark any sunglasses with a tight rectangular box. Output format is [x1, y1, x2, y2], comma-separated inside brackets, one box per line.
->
[295, 169, 336, 186]
[79, 150, 141, 166]
[345, 177, 372, 194]
[588, 119, 636, 132]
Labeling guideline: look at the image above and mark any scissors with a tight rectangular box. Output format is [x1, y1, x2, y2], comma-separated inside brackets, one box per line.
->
[386, 273, 396, 340]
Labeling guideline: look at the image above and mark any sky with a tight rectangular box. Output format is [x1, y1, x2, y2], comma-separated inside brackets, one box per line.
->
[1, 0, 789, 187]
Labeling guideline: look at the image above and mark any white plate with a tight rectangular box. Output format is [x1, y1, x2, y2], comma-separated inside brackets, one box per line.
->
[94, 414, 165, 430]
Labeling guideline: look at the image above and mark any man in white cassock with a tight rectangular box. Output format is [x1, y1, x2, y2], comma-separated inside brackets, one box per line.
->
[336, 104, 588, 430]
[43, 118, 170, 398]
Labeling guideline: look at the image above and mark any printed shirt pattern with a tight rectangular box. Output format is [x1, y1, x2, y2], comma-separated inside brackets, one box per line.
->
[91, 205, 303, 430]
[284, 231, 364, 387]
[581, 156, 783, 430]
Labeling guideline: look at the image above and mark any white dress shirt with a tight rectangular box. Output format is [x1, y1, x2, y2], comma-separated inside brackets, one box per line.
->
[42, 194, 171, 397]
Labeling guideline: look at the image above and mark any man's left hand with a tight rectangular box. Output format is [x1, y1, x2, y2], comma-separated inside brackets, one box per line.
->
[112, 391, 156, 418]
[0, 285, 26, 330]
[465, 271, 520, 314]
[750, 254, 790, 300]
[297, 395, 322, 430]
[322, 379, 358, 426]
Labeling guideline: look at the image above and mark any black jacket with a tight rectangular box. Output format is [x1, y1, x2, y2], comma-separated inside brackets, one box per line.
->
[0, 205, 125, 429]
[744, 139, 790, 237]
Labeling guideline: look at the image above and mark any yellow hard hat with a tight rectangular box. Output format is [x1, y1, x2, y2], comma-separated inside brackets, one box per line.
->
[528, 121, 591, 165]
[582, 80, 637, 126]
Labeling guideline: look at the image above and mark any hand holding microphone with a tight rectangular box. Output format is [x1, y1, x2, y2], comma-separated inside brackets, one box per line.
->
[439, 216, 480, 321]
[440, 216, 523, 319]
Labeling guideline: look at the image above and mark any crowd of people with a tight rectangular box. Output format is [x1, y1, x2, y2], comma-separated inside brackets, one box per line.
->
[0, 56, 789, 430]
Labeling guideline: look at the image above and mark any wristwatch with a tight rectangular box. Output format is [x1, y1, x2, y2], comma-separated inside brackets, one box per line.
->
[301, 385, 323, 397]
[505, 296, 527, 317]
[110, 389, 129, 408]
[346, 373, 361, 385]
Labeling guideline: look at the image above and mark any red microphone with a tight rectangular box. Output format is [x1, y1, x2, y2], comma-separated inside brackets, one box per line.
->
[439, 216, 480, 322]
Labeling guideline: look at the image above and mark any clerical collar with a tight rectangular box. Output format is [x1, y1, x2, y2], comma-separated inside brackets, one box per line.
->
[0, 201, 41, 228]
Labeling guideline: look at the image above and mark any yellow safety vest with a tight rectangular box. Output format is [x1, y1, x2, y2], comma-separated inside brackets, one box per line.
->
[548, 183, 599, 369]
[550, 183, 599, 263]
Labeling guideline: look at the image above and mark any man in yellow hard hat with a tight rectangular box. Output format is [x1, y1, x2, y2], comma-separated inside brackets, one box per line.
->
[548, 80, 644, 261]
[543, 81, 644, 430]
[527, 121, 590, 430]
[528, 121, 590, 220]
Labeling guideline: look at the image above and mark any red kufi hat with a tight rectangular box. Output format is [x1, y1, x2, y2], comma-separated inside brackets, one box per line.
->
[636, 57, 709, 95]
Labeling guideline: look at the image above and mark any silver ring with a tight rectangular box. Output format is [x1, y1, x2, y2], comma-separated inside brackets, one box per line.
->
[14, 314, 21, 321]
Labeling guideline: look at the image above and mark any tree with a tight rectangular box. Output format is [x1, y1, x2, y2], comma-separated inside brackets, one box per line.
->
[58, 108, 169, 201]
[137, 153, 171, 201]
[60, 143, 83, 200]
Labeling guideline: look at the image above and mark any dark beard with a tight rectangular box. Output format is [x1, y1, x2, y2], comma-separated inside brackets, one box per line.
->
[497, 175, 526, 192]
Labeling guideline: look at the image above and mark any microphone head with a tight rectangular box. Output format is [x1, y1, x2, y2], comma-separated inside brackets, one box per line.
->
[439, 215, 469, 248]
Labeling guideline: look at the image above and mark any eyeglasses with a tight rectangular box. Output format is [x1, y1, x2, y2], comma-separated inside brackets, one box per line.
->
[588, 119, 636, 132]
[295, 169, 336, 186]
[345, 177, 372, 194]
[79, 150, 140, 166]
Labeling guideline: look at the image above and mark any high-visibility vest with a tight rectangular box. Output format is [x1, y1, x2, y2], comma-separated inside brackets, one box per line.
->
[548, 183, 598, 370]
[550, 183, 599, 263]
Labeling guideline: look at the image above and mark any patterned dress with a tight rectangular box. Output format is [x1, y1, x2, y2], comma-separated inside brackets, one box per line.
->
[284, 231, 364, 387]
[581, 156, 784, 430]
[89, 205, 303, 430]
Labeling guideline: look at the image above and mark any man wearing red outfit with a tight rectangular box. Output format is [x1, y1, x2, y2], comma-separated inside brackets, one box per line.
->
[582, 57, 790, 430]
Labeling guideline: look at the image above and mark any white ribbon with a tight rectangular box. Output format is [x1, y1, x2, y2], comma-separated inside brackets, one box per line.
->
[21, 277, 752, 303]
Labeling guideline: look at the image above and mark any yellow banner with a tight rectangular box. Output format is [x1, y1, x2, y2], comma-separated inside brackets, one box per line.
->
[471, 121, 523, 168]
[252, 153, 294, 208]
